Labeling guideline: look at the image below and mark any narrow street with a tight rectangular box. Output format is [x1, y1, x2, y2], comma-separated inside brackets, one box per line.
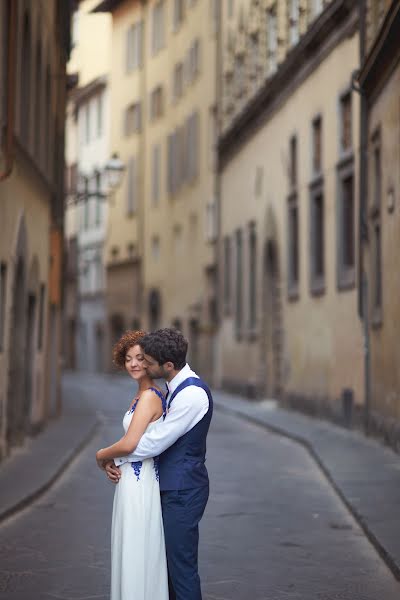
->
[0, 374, 398, 600]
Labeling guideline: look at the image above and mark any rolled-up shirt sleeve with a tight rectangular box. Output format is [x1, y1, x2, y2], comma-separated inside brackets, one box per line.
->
[114, 386, 209, 466]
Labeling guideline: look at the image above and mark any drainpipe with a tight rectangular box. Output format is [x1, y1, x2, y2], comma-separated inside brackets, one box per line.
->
[0, 0, 17, 182]
[354, 0, 371, 434]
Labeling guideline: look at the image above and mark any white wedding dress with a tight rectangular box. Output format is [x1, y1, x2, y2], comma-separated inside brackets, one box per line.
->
[110, 390, 169, 600]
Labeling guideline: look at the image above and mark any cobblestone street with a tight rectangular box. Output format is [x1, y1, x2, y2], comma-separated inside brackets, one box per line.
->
[0, 374, 399, 599]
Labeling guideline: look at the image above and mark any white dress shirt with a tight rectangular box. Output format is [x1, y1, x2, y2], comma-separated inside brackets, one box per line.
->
[114, 364, 209, 466]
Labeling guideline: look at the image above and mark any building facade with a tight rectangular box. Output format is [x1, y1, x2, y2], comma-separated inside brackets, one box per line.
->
[358, 0, 400, 443]
[64, 0, 112, 373]
[0, 0, 72, 459]
[217, 0, 365, 420]
[93, 0, 219, 377]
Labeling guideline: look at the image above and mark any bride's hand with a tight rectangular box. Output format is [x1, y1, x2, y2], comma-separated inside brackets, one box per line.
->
[105, 460, 121, 483]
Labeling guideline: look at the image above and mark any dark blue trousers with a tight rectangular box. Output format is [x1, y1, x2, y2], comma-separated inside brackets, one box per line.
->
[161, 485, 209, 600]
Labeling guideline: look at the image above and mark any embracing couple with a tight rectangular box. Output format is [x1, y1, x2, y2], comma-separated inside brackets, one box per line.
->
[96, 327, 213, 600]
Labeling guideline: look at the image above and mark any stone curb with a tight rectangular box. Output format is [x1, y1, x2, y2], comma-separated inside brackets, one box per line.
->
[0, 415, 99, 524]
[214, 399, 400, 582]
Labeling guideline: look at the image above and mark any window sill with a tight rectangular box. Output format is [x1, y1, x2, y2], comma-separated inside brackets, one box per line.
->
[287, 283, 299, 302]
[371, 308, 383, 329]
[310, 277, 325, 297]
[337, 267, 355, 292]
[336, 150, 354, 171]
[309, 172, 324, 190]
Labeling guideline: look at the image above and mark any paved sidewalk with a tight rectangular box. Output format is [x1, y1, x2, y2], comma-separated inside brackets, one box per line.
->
[0, 373, 99, 523]
[213, 390, 400, 581]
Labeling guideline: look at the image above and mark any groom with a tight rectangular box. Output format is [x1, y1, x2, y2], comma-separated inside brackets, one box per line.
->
[106, 327, 213, 600]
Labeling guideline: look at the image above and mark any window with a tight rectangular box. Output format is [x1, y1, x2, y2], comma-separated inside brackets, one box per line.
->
[152, 144, 161, 206]
[310, 183, 325, 294]
[97, 93, 103, 137]
[83, 177, 90, 230]
[34, 41, 42, 158]
[186, 111, 199, 183]
[248, 223, 257, 330]
[187, 38, 201, 84]
[70, 163, 78, 194]
[288, 135, 299, 298]
[337, 93, 355, 290]
[372, 222, 382, 314]
[235, 229, 243, 337]
[126, 21, 143, 72]
[152, 2, 165, 55]
[208, 105, 217, 170]
[152, 236, 160, 261]
[267, 9, 278, 75]
[288, 195, 299, 297]
[370, 130, 382, 323]
[45, 65, 51, 173]
[173, 226, 183, 257]
[38, 283, 45, 351]
[173, 0, 185, 31]
[337, 163, 355, 289]
[124, 102, 142, 136]
[228, 0, 235, 18]
[312, 116, 322, 175]
[95, 171, 102, 226]
[20, 12, 31, 145]
[340, 91, 352, 153]
[0, 263, 6, 351]
[206, 201, 217, 242]
[150, 86, 164, 120]
[288, 0, 300, 46]
[126, 157, 137, 216]
[85, 103, 90, 144]
[223, 236, 231, 313]
[173, 62, 184, 101]
[289, 135, 297, 189]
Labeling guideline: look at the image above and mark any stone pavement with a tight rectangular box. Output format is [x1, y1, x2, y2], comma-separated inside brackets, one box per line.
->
[213, 390, 400, 581]
[0, 372, 99, 523]
[1, 371, 399, 584]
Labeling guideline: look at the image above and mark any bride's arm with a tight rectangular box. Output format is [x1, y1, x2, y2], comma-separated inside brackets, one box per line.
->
[96, 390, 160, 463]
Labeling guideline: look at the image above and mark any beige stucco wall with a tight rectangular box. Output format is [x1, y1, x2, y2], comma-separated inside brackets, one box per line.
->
[0, 163, 51, 454]
[218, 30, 364, 407]
[105, 1, 141, 270]
[142, 1, 216, 327]
[104, 0, 217, 371]
[366, 61, 400, 419]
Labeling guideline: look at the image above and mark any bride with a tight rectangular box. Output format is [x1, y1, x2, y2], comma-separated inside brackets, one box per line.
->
[96, 330, 168, 600]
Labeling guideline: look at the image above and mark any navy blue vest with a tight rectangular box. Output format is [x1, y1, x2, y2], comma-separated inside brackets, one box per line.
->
[159, 377, 213, 492]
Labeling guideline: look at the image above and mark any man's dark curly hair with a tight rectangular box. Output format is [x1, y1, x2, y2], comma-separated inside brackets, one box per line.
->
[141, 328, 188, 370]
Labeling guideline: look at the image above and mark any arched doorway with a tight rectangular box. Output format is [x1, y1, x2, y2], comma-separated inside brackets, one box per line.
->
[262, 239, 283, 399]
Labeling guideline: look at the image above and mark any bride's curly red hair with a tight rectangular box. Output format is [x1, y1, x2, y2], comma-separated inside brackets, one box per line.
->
[112, 330, 147, 370]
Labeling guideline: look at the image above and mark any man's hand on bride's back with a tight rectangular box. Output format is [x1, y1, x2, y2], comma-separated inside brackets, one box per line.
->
[105, 460, 121, 483]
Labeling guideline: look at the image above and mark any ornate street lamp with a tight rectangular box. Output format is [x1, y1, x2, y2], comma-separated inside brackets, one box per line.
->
[104, 152, 126, 193]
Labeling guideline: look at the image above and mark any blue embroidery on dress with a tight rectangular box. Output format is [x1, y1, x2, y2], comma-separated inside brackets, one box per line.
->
[131, 461, 143, 480]
[127, 398, 139, 415]
[126, 388, 165, 482]
[153, 456, 160, 481]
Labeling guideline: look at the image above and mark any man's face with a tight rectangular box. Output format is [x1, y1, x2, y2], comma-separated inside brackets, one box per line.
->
[143, 354, 167, 379]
